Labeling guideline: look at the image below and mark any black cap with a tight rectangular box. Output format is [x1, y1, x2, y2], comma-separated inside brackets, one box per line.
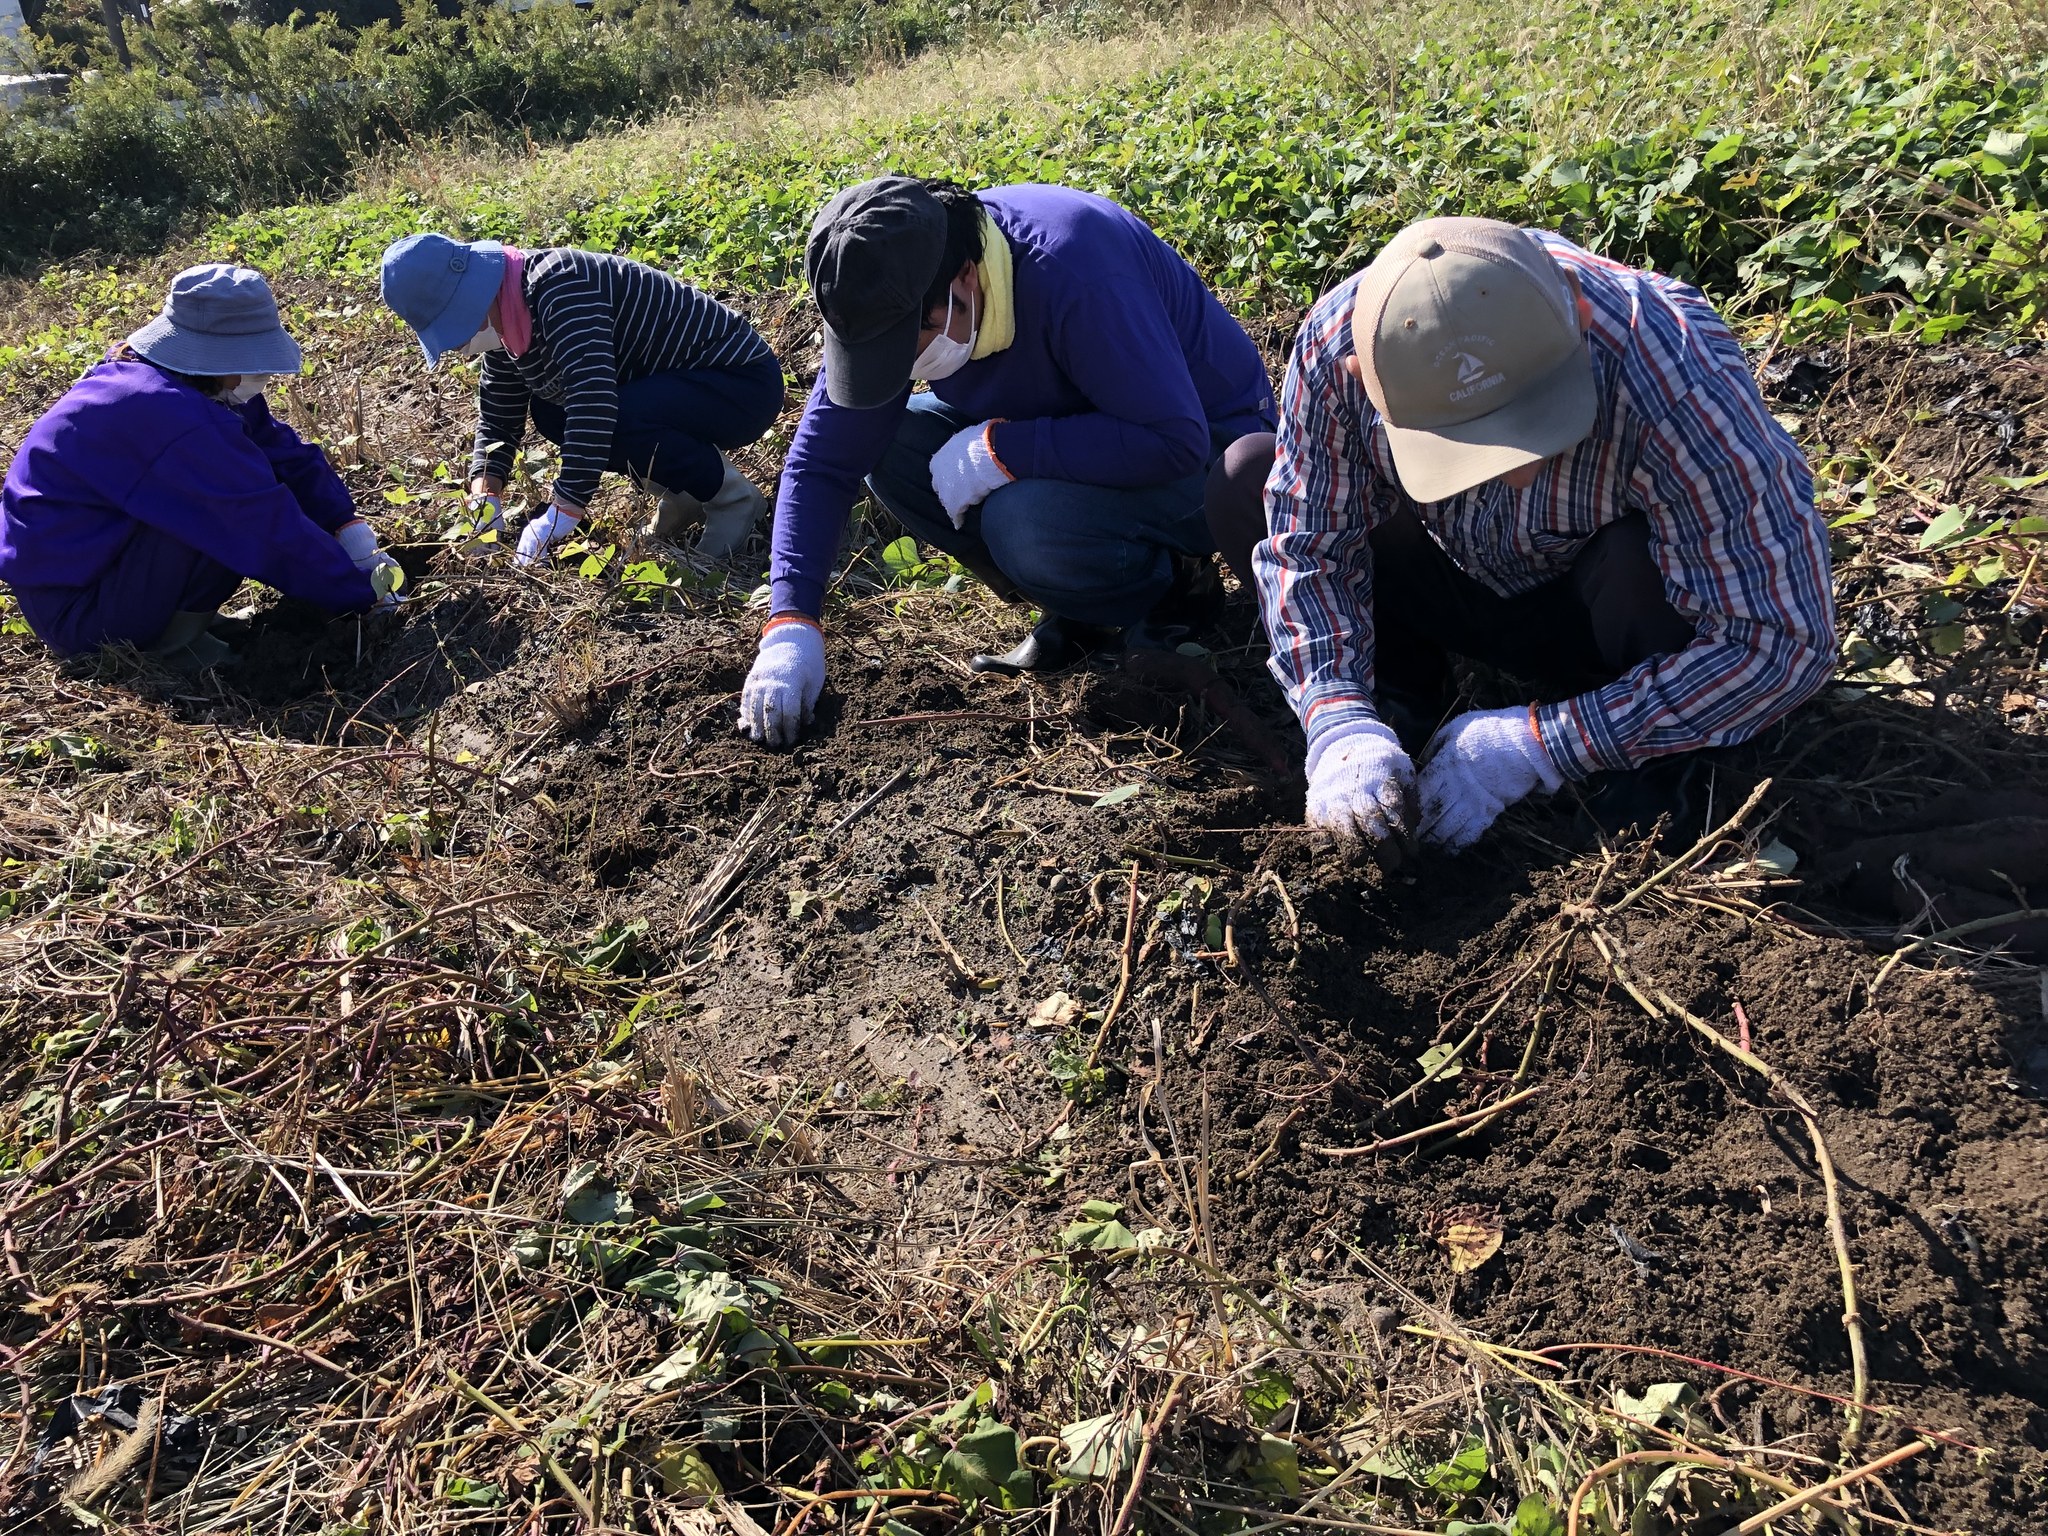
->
[806, 175, 948, 410]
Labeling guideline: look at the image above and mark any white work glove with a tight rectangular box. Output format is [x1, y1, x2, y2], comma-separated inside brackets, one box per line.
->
[738, 617, 826, 749]
[1305, 720, 1416, 846]
[515, 504, 580, 567]
[336, 519, 405, 607]
[1418, 706, 1566, 850]
[466, 492, 506, 542]
[929, 421, 1012, 529]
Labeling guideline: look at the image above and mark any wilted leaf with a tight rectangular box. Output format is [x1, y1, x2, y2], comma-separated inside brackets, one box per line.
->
[1078, 1199, 1122, 1221]
[1029, 991, 1082, 1030]
[1058, 1411, 1142, 1479]
[1612, 1381, 1699, 1429]
[1437, 1209, 1503, 1273]
[1753, 837, 1799, 875]
[1091, 783, 1142, 808]
[561, 1162, 630, 1225]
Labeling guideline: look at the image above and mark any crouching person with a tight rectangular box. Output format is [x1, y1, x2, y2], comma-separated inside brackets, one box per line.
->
[738, 177, 1277, 748]
[1214, 218, 1834, 852]
[379, 235, 784, 564]
[0, 265, 399, 670]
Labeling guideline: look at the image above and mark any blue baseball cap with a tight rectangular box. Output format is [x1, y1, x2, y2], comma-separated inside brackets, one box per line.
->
[379, 233, 505, 365]
[127, 264, 302, 378]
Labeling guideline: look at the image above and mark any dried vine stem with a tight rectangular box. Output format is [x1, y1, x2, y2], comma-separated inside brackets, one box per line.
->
[1601, 777, 1774, 917]
[1588, 927, 1871, 1448]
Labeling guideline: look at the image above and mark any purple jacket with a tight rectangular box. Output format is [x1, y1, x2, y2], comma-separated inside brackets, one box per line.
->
[0, 357, 374, 653]
[770, 185, 1277, 618]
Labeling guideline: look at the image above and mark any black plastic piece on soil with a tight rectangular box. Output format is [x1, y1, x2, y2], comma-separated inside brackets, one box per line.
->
[32, 1382, 208, 1473]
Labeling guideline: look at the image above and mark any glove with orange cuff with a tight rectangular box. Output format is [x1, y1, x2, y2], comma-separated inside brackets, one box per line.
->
[929, 421, 1012, 529]
[1417, 706, 1565, 849]
[738, 615, 825, 748]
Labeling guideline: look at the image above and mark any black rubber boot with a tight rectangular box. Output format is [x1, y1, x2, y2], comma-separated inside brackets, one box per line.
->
[970, 616, 1118, 675]
[1149, 552, 1226, 635]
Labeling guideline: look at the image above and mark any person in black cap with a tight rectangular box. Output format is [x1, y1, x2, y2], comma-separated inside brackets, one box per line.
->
[736, 176, 1277, 748]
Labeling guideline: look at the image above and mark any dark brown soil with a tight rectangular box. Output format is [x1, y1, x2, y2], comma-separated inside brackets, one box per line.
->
[5, 304, 2047, 1528]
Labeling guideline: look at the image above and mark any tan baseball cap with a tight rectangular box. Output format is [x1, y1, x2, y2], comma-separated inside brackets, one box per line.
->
[1349, 217, 1595, 503]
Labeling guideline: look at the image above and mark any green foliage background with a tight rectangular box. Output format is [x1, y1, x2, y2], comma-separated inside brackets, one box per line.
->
[209, 9, 2046, 337]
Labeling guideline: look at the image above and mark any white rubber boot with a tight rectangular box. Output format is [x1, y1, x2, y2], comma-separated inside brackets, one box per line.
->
[695, 455, 768, 560]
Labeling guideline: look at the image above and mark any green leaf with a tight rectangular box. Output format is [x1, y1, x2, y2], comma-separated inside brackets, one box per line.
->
[653, 1442, 722, 1497]
[1247, 1433, 1300, 1497]
[1244, 1369, 1294, 1425]
[1927, 622, 1969, 656]
[1078, 1199, 1124, 1221]
[1917, 505, 1971, 548]
[1091, 783, 1142, 808]
[1985, 128, 2030, 161]
[1417, 1041, 1465, 1081]
[1058, 1411, 1142, 1480]
[1425, 1438, 1490, 1497]
[443, 1476, 501, 1507]
[1059, 1217, 1140, 1251]
[940, 1418, 1036, 1508]
[1511, 1494, 1567, 1536]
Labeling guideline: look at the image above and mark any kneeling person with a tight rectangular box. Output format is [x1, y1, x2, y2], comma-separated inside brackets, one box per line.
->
[380, 235, 784, 563]
[1225, 218, 1834, 851]
[739, 177, 1277, 747]
[0, 264, 399, 669]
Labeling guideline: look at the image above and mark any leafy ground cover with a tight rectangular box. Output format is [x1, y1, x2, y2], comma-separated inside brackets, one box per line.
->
[1, 2, 2047, 1533]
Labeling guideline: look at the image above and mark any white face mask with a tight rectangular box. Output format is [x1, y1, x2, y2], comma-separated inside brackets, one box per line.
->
[456, 323, 503, 359]
[225, 376, 270, 405]
[910, 287, 976, 382]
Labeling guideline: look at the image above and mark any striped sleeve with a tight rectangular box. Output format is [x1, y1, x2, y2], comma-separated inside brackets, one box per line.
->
[1532, 352, 1836, 776]
[531, 263, 622, 511]
[1254, 276, 1390, 759]
[472, 351, 530, 487]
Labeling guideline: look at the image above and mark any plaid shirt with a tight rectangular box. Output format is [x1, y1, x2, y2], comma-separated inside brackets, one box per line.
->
[1256, 232, 1835, 779]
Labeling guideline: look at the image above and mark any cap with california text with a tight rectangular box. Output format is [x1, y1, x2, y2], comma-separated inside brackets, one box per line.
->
[1349, 218, 1595, 503]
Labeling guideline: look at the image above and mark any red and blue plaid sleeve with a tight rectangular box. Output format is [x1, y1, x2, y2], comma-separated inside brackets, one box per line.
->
[1254, 275, 1393, 759]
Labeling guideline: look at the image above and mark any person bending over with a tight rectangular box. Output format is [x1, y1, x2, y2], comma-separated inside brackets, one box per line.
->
[380, 234, 784, 564]
[0, 264, 400, 671]
[738, 176, 1278, 748]
[1209, 218, 1834, 852]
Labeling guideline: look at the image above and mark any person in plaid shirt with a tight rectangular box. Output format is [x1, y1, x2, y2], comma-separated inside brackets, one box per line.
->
[1207, 217, 1835, 852]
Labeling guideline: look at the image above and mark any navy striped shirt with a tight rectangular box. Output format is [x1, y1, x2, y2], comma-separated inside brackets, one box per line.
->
[473, 248, 776, 509]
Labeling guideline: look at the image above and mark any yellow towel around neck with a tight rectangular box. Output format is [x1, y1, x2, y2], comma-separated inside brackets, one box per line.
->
[969, 209, 1015, 360]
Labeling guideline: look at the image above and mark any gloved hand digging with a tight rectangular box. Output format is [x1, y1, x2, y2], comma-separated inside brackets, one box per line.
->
[929, 421, 1012, 529]
[515, 504, 581, 567]
[1304, 720, 1416, 850]
[1417, 706, 1564, 849]
[335, 519, 405, 608]
[466, 492, 506, 542]
[738, 616, 825, 748]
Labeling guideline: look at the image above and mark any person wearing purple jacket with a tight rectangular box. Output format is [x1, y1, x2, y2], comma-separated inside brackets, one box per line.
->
[0, 265, 398, 670]
[738, 177, 1277, 748]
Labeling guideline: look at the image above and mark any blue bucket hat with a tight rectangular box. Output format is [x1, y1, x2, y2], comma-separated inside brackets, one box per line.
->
[380, 233, 505, 365]
[127, 264, 303, 378]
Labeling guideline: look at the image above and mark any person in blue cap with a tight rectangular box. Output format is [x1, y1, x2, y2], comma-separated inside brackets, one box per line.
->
[379, 234, 784, 565]
[0, 264, 402, 669]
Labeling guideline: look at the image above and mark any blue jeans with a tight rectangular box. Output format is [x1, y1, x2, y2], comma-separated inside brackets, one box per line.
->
[866, 393, 1227, 628]
[528, 354, 785, 503]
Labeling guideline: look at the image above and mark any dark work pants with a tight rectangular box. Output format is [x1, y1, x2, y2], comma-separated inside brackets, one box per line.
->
[16, 524, 244, 655]
[527, 354, 785, 503]
[1206, 432, 1696, 707]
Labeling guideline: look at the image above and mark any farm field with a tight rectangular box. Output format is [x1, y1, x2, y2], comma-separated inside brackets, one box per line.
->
[1, 2, 2047, 1534]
